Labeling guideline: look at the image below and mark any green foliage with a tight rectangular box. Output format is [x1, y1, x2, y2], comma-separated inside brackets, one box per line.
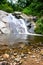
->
[0, 0, 43, 34]
[0, 4, 13, 13]
[22, 2, 43, 16]
[0, 0, 43, 15]
[18, 0, 32, 7]
[22, 7, 32, 15]
[0, 0, 7, 4]
[35, 18, 43, 34]
[0, 0, 14, 13]
[12, 4, 23, 11]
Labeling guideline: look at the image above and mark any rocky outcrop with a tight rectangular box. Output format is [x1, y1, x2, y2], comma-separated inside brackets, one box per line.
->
[12, 12, 37, 33]
[0, 10, 36, 34]
[0, 10, 10, 34]
[12, 11, 37, 22]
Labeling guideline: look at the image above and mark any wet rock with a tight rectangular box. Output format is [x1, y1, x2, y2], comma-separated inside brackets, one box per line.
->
[0, 10, 10, 34]
[1, 28, 10, 34]
[0, 21, 6, 29]
[19, 44, 25, 49]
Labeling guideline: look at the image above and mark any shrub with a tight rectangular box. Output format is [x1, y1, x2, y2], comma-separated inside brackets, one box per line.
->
[35, 18, 43, 34]
[0, 4, 14, 13]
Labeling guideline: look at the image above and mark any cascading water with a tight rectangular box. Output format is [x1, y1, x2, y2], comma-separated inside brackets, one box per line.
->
[0, 12, 43, 45]
[6, 14, 28, 34]
[0, 14, 28, 45]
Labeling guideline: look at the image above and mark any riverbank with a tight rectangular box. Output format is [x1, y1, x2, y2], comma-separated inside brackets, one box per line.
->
[0, 43, 43, 65]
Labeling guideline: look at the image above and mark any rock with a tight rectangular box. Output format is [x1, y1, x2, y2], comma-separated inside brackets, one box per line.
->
[30, 55, 36, 58]
[2, 54, 9, 59]
[11, 55, 15, 59]
[15, 55, 21, 62]
[40, 49, 43, 55]
[0, 10, 28, 45]
[0, 10, 10, 34]
[19, 59, 23, 64]
[24, 56, 27, 59]
[21, 53, 25, 57]
[13, 12, 37, 22]
[0, 61, 10, 65]
[19, 43, 25, 48]
[14, 53, 17, 56]
[13, 62, 16, 65]
[36, 61, 40, 64]
[0, 21, 6, 29]
[28, 52, 31, 55]
[13, 12, 22, 15]
[1, 28, 10, 34]
[2, 17, 9, 23]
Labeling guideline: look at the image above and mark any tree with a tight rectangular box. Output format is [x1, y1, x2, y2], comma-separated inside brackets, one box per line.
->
[0, 0, 7, 4]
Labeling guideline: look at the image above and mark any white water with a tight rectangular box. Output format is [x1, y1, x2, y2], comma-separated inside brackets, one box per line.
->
[5, 14, 28, 34]
[0, 14, 28, 45]
[6, 14, 43, 36]
[0, 14, 43, 45]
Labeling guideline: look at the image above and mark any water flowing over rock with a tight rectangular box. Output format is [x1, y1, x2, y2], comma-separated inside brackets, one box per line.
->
[0, 10, 28, 34]
[0, 10, 42, 45]
[0, 10, 28, 45]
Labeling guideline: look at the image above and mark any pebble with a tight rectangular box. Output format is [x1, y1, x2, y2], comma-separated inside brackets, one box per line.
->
[11, 55, 15, 59]
[28, 52, 31, 55]
[36, 61, 40, 64]
[24, 56, 27, 59]
[21, 53, 25, 57]
[14, 53, 17, 56]
[0, 61, 10, 65]
[13, 62, 16, 65]
[2, 53, 9, 59]
[30, 55, 36, 58]
[19, 44, 25, 48]
[40, 49, 43, 55]
[15, 57, 21, 62]
[19, 60, 23, 64]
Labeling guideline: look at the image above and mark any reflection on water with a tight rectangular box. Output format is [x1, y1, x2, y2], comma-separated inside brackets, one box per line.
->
[0, 34, 43, 46]
[27, 35, 43, 45]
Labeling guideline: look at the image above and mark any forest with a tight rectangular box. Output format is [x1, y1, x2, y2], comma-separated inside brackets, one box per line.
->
[0, 0, 43, 34]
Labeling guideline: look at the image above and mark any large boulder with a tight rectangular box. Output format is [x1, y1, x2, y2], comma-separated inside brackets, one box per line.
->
[0, 10, 10, 34]
[12, 11, 37, 22]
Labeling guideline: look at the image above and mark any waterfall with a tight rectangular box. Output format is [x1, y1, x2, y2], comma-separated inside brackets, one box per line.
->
[0, 12, 43, 45]
[0, 14, 28, 45]
[5, 14, 28, 34]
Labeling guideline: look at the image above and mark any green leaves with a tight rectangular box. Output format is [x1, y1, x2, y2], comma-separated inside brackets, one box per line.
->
[35, 18, 43, 34]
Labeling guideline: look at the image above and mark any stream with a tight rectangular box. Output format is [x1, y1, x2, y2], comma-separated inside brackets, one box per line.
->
[0, 11, 43, 65]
